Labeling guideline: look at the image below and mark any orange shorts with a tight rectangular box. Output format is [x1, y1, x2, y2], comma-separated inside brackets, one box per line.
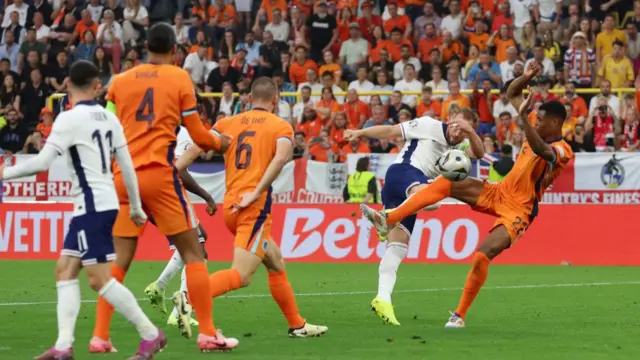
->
[223, 202, 272, 259]
[113, 166, 198, 237]
[473, 182, 534, 244]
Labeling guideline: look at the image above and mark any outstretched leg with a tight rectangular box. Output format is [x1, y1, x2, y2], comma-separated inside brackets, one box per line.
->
[263, 240, 328, 337]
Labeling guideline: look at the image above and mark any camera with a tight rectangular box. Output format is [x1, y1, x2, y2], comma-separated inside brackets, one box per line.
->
[598, 105, 608, 113]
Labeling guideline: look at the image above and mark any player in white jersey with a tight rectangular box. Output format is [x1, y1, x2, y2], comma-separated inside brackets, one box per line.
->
[0, 61, 166, 360]
[343, 109, 484, 325]
[144, 124, 216, 326]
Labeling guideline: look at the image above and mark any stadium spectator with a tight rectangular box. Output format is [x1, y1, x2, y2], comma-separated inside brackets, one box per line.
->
[442, 81, 470, 121]
[122, 0, 149, 47]
[414, 2, 441, 41]
[495, 112, 517, 146]
[499, 46, 524, 84]
[320, 71, 344, 103]
[619, 111, 640, 152]
[29, 1, 53, 28]
[491, 2, 514, 34]
[102, 0, 124, 24]
[184, 44, 210, 86]
[74, 30, 98, 62]
[564, 31, 596, 90]
[587, 98, 616, 151]
[257, 30, 286, 77]
[172, 13, 190, 45]
[489, 24, 517, 65]
[47, 50, 71, 94]
[562, 82, 588, 122]
[330, 111, 351, 148]
[441, 0, 463, 40]
[340, 136, 371, 162]
[348, 66, 374, 102]
[562, 102, 579, 142]
[363, 103, 392, 129]
[0, 108, 27, 153]
[371, 47, 394, 84]
[424, 66, 447, 100]
[276, 95, 292, 124]
[473, 78, 498, 135]
[559, 4, 580, 46]
[447, 65, 468, 90]
[0, 31, 19, 73]
[417, 23, 441, 64]
[308, 128, 339, 163]
[387, 90, 413, 124]
[386, 27, 414, 63]
[96, 9, 123, 73]
[206, 55, 240, 92]
[233, 88, 252, 115]
[0, 74, 18, 114]
[16, 68, 49, 130]
[393, 44, 421, 82]
[73, 10, 98, 46]
[598, 40, 634, 89]
[22, 50, 46, 88]
[318, 50, 342, 84]
[231, 45, 254, 87]
[358, 1, 382, 43]
[32, 12, 51, 42]
[627, 23, 640, 73]
[596, 14, 627, 65]
[265, 7, 289, 43]
[292, 131, 307, 159]
[482, 134, 497, 155]
[416, 86, 441, 119]
[568, 123, 596, 152]
[393, 63, 422, 107]
[588, 80, 620, 117]
[289, 5, 308, 50]
[289, 45, 317, 86]
[52, 0, 81, 28]
[316, 86, 340, 127]
[86, 0, 104, 23]
[3, 10, 26, 45]
[466, 18, 490, 52]
[371, 70, 393, 104]
[297, 105, 322, 139]
[304, 0, 338, 62]
[292, 85, 312, 123]
[339, 22, 369, 82]
[467, 51, 502, 88]
[384, 2, 412, 39]
[525, 41, 555, 81]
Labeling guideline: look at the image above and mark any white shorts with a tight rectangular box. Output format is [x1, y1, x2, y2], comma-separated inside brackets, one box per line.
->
[235, 0, 251, 12]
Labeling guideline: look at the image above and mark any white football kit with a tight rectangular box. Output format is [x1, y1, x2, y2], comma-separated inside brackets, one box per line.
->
[3, 100, 142, 265]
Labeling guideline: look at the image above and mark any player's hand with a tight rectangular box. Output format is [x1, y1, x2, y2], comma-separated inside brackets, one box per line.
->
[519, 89, 535, 116]
[343, 129, 361, 142]
[129, 207, 147, 227]
[449, 117, 474, 136]
[218, 134, 233, 152]
[231, 191, 260, 213]
[205, 197, 217, 216]
[524, 62, 541, 79]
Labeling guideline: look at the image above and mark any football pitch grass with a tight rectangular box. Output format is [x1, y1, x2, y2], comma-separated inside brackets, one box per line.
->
[1, 261, 639, 360]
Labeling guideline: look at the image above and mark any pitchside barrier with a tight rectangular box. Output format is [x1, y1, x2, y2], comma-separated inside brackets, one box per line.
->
[2, 89, 632, 265]
[47, 88, 636, 110]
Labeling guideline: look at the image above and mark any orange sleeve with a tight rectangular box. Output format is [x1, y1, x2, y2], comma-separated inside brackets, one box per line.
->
[179, 72, 221, 151]
[275, 120, 294, 144]
[106, 75, 118, 103]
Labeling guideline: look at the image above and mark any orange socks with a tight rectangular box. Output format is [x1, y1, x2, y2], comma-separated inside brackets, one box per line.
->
[268, 271, 305, 328]
[386, 177, 452, 225]
[455, 252, 490, 319]
[93, 264, 126, 340]
[185, 262, 216, 336]
[209, 269, 243, 298]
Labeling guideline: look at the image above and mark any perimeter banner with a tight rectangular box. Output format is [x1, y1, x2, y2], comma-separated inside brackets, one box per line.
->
[1, 203, 638, 265]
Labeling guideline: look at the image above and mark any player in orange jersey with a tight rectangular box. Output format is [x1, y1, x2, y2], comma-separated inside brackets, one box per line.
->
[89, 23, 239, 353]
[176, 77, 329, 338]
[361, 62, 574, 328]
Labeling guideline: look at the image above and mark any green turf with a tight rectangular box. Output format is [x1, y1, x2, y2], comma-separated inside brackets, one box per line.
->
[0, 261, 639, 360]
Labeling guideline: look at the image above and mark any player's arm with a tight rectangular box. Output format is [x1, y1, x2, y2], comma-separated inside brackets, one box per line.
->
[180, 168, 215, 205]
[517, 88, 557, 163]
[175, 144, 203, 171]
[505, 63, 538, 112]
[234, 136, 293, 211]
[0, 114, 72, 179]
[344, 125, 402, 141]
[111, 120, 145, 221]
[465, 131, 484, 159]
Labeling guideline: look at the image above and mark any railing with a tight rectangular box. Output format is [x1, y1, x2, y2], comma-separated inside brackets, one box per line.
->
[47, 88, 636, 110]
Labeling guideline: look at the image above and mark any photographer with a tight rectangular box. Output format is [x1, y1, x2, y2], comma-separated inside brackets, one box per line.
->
[585, 99, 616, 152]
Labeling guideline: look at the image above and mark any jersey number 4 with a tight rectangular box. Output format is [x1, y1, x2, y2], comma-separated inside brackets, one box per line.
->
[92, 129, 113, 174]
[136, 88, 155, 130]
[235, 131, 255, 169]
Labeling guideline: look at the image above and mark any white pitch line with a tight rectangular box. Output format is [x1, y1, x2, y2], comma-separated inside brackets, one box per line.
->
[0, 280, 638, 307]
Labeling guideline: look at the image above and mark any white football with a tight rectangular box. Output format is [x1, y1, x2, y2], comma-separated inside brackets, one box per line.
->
[437, 149, 472, 181]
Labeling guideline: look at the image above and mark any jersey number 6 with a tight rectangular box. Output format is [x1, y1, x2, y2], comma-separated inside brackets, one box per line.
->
[235, 131, 255, 169]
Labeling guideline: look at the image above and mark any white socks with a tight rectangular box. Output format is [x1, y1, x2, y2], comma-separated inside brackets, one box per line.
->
[54, 280, 81, 351]
[99, 279, 159, 341]
[377, 242, 408, 303]
[169, 267, 189, 318]
[156, 250, 184, 290]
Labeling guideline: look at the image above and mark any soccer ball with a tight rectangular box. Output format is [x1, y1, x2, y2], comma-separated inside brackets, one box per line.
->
[437, 149, 472, 181]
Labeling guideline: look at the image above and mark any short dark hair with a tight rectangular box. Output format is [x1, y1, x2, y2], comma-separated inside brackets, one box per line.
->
[539, 100, 567, 122]
[147, 22, 176, 54]
[356, 156, 370, 172]
[499, 111, 512, 118]
[391, 27, 402, 34]
[69, 60, 99, 88]
[272, 68, 284, 78]
[501, 144, 513, 155]
[613, 39, 625, 48]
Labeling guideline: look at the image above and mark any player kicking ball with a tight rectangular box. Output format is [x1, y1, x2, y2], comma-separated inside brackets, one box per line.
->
[361, 62, 573, 328]
[144, 124, 216, 328]
[176, 77, 328, 338]
[343, 109, 484, 325]
[0, 60, 165, 360]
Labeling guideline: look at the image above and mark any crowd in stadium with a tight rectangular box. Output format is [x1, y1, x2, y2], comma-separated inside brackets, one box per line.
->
[0, 0, 639, 161]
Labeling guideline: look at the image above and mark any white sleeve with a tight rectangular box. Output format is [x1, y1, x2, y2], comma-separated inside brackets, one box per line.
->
[45, 113, 74, 155]
[400, 116, 447, 143]
[174, 127, 194, 159]
[3, 145, 59, 180]
[110, 115, 127, 150]
[114, 144, 142, 211]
